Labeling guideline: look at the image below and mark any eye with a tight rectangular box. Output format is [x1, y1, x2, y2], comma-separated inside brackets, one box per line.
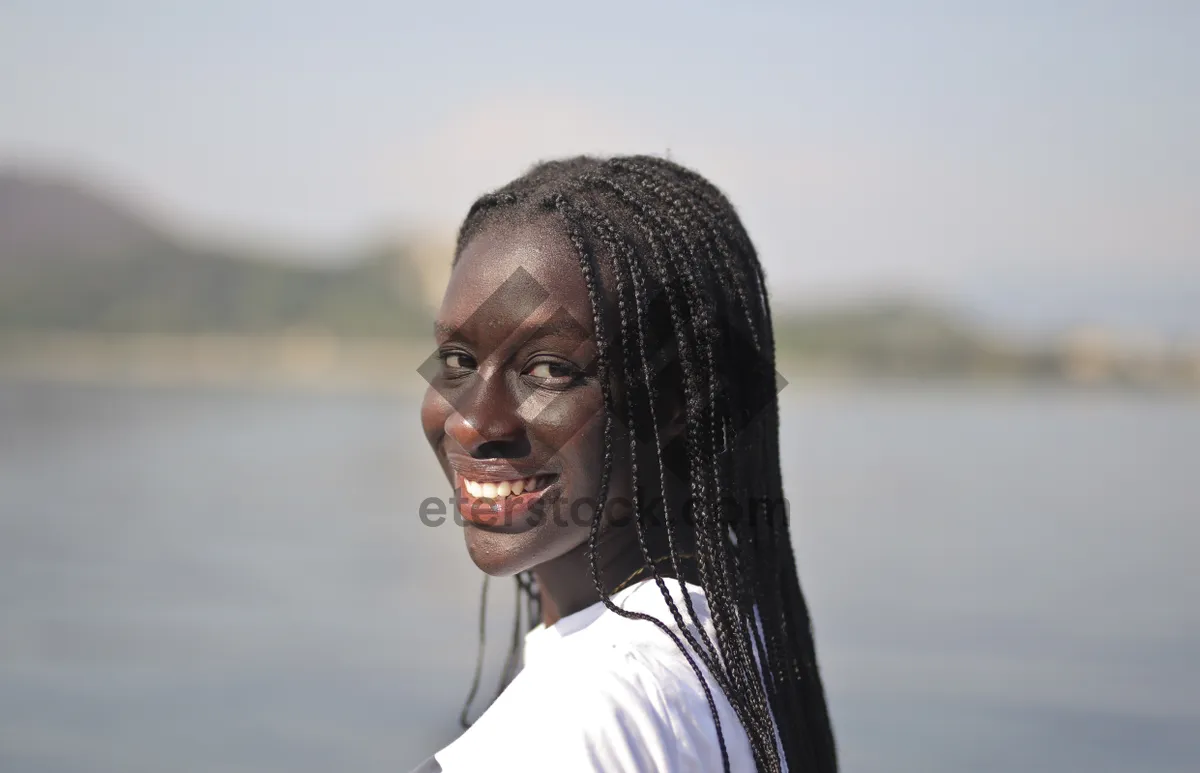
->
[440, 351, 476, 373]
[526, 361, 579, 386]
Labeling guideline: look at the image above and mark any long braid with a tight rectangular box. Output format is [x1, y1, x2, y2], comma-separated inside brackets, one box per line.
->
[611, 162, 798, 762]
[617, 158, 822, 767]
[609, 165, 782, 762]
[549, 194, 734, 773]
[573, 171, 780, 767]
[565, 176, 776, 769]
[571, 195, 770, 765]
[568, 190, 730, 677]
[457, 574, 489, 729]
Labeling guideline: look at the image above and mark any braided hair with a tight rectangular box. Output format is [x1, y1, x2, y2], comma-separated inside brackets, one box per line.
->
[452, 155, 837, 773]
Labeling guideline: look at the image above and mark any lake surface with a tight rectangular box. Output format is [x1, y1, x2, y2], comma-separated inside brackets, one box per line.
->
[1, 379, 1196, 772]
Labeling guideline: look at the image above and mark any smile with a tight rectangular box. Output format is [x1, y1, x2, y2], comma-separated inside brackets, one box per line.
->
[454, 473, 560, 528]
[461, 475, 555, 500]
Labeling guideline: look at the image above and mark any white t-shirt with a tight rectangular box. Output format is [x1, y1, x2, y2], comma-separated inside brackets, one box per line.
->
[426, 578, 760, 772]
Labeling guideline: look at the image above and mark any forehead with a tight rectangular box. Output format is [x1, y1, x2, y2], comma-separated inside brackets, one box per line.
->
[438, 218, 594, 339]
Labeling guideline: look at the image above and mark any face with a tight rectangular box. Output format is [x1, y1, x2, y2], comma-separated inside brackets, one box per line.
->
[420, 217, 630, 577]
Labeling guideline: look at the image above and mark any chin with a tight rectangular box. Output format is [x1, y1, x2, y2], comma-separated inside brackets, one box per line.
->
[462, 522, 588, 578]
[462, 527, 535, 577]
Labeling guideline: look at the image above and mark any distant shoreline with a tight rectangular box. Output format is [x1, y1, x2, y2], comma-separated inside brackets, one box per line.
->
[2, 331, 1197, 396]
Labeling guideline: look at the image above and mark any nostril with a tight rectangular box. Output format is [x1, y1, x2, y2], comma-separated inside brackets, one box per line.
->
[474, 437, 531, 459]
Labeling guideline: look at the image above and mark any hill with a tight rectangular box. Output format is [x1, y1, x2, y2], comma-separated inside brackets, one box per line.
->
[0, 171, 174, 271]
[773, 298, 1047, 377]
[0, 169, 429, 336]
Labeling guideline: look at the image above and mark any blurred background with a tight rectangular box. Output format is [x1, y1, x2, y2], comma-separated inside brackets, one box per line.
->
[1, 2, 1198, 772]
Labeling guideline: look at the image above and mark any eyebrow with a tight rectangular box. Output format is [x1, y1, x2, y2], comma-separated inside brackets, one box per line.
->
[433, 314, 590, 346]
[433, 321, 458, 341]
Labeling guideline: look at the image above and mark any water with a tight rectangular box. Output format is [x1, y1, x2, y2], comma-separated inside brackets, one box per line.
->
[0, 379, 1196, 772]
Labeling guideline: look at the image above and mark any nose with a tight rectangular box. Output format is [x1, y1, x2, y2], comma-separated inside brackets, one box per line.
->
[444, 368, 528, 458]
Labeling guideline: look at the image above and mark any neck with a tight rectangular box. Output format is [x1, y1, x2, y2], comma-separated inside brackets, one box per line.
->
[532, 531, 641, 626]
[532, 524, 699, 626]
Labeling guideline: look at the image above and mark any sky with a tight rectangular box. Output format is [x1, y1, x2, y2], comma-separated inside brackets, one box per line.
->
[1, 1, 1198, 334]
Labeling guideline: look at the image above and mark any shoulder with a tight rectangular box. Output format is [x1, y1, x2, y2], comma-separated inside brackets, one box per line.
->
[436, 634, 745, 772]
[545, 646, 695, 770]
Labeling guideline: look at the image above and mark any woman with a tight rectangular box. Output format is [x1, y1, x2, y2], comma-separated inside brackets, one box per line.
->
[417, 156, 837, 772]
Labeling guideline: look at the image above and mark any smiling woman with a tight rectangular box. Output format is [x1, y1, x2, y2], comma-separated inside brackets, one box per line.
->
[417, 156, 837, 773]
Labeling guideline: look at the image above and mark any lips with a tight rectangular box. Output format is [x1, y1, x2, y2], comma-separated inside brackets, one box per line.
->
[454, 472, 559, 529]
[444, 452, 561, 529]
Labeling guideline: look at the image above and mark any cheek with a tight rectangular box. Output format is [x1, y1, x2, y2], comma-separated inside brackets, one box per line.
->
[524, 387, 605, 469]
[420, 386, 449, 448]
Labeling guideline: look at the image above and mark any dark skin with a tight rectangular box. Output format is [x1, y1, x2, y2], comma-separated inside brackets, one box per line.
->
[421, 215, 694, 625]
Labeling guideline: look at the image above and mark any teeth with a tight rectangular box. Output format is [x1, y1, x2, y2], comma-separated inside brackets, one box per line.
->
[462, 476, 543, 499]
